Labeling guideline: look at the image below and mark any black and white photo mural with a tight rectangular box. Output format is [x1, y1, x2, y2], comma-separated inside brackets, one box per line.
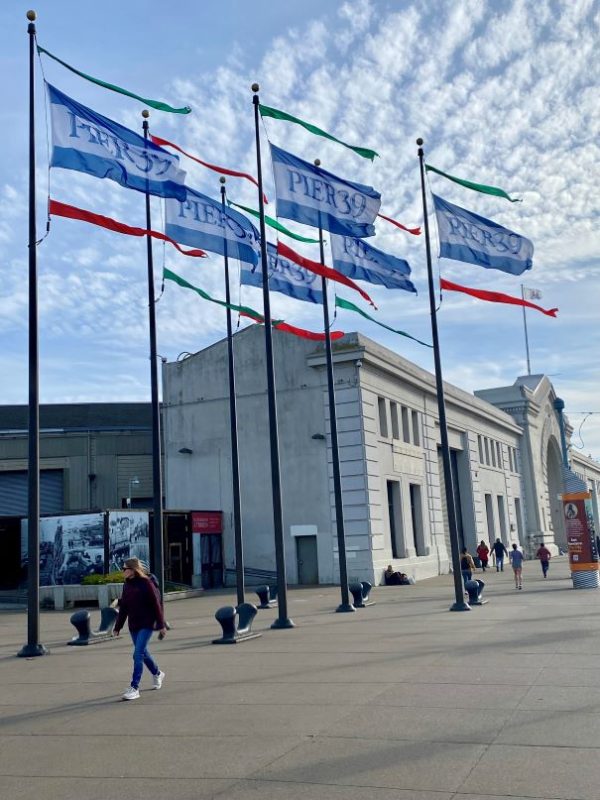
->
[107, 511, 150, 572]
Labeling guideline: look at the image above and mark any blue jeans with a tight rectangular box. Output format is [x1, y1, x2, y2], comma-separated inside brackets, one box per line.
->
[496, 556, 504, 571]
[130, 629, 159, 689]
[462, 570, 472, 586]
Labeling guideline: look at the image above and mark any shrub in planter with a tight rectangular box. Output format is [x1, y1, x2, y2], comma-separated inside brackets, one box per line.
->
[82, 571, 125, 585]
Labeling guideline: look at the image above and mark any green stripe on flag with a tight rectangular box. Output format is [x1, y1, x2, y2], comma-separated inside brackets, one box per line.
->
[228, 200, 320, 243]
[335, 296, 432, 348]
[425, 164, 519, 202]
[37, 45, 191, 114]
[259, 104, 378, 161]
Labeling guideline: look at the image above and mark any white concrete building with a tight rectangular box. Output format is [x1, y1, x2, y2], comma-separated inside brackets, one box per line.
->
[162, 328, 600, 587]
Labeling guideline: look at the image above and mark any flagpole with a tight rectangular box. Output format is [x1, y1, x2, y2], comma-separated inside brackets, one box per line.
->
[19, 9, 47, 658]
[417, 138, 469, 612]
[220, 178, 245, 607]
[314, 160, 354, 613]
[141, 110, 165, 601]
[521, 284, 531, 375]
[251, 83, 293, 629]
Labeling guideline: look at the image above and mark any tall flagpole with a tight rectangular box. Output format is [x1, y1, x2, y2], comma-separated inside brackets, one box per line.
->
[417, 138, 469, 612]
[314, 160, 354, 613]
[251, 83, 293, 629]
[141, 110, 165, 601]
[521, 284, 532, 375]
[220, 178, 245, 607]
[19, 9, 47, 658]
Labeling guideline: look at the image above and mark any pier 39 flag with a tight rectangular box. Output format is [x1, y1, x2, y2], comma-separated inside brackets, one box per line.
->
[165, 188, 260, 265]
[48, 84, 186, 200]
[331, 235, 416, 293]
[241, 242, 323, 304]
[270, 144, 380, 238]
[433, 194, 533, 275]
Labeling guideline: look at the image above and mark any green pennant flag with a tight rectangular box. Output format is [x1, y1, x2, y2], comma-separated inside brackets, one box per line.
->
[425, 164, 519, 202]
[227, 200, 320, 244]
[335, 296, 432, 348]
[164, 268, 263, 319]
[37, 45, 191, 115]
[259, 104, 378, 161]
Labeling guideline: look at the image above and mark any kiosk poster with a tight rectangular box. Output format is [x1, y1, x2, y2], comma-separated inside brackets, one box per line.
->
[563, 491, 598, 569]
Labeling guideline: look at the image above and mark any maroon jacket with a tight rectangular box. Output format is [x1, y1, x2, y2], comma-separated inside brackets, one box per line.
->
[115, 576, 166, 633]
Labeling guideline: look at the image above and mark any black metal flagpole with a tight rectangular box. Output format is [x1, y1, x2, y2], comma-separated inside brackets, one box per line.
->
[141, 110, 165, 601]
[19, 9, 47, 658]
[251, 83, 293, 628]
[417, 138, 469, 612]
[314, 161, 354, 613]
[220, 178, 245, 607]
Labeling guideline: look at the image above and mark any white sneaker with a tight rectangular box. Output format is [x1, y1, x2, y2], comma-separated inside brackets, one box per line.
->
[153, 670, 165, 690]
[122, 686, 140, 701]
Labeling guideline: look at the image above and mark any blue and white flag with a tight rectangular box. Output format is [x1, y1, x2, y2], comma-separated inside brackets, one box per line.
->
[241, 243, 323, 304]
[165, 188, 260, 265]
[330, 234, 416, 293]
[433, 194, 533, 275]
[270, 144, 380, 238]
[48, 84, 186, 200]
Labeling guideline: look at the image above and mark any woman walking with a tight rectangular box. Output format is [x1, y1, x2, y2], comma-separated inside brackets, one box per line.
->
[113, 557, 167, 701]
[476, 541, 490, 571]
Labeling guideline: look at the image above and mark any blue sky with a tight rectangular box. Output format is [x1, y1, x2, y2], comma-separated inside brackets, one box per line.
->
[1, 0, 599, 459]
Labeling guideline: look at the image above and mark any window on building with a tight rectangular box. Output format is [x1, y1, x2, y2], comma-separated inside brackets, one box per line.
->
[497, 495, 507, 541]
[387, 480, 403, 558]
[390, 402, 400, 440]
[484, 438, 490, 465]
[411, 410, 421, 447]
[490, 440, 497, 468]
[507, 447, 514, 472]
[401, 406, 411, 444]
[485, 493, 495, 540]
[478, 435, 484, 463]
[496, 442, 502, 469]
[409, 483, 425, 556]
[378, 397, 388, 438]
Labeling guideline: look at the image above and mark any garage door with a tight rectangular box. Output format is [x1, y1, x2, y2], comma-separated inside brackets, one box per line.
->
[0, 470, 64, 516]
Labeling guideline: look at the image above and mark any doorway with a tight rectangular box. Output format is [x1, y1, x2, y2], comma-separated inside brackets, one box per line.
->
[296, 535, 319, 584]
[164, 513, 193, 586]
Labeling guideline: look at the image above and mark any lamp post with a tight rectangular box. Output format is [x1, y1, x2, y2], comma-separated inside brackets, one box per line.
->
[128, 477, 140, 509]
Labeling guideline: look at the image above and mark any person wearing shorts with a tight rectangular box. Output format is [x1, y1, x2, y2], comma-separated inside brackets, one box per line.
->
[509, 543, 524, 589]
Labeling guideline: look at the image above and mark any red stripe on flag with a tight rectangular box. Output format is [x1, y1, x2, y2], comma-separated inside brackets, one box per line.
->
[277, 241, 376, 308]
[440, 278, 558, 317]
[377, 212, 421, 235]
[151, 134, 268, 204]
[238, 310, 344, 341]
[49, 200, 207, 258]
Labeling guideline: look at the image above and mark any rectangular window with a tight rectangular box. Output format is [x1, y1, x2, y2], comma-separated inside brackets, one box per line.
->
[387, 480, 403, 558]
[409, 483, 425, 556]
[411, 410, 421, 447]
[390, 402, 400, 440]
[507, 448, 514, 473]
[497, 495, 507, 541]
[484, 438, 490, 465]
[378, 397, 388, 438]
[401, 406, 411, 443]
[478, 435, 484, 463]
[496, 442, 502, 469]
[485, 493, 495, 540]
[490, 440, 497, 468]
[514, 448, 520, 473]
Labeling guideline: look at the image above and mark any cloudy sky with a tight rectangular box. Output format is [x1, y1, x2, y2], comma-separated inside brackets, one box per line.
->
[1, 0, 599, 458]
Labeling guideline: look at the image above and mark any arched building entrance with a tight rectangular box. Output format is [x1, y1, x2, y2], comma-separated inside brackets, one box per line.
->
[546, 437, 565, 551]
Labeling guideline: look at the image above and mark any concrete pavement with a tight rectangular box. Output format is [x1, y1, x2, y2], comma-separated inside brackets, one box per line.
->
[2, 556, 600, 799]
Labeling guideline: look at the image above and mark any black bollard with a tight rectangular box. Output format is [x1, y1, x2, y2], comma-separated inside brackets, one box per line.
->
[465, 579, 487, 606]
[255, 585, 277, 609]
[213, 603, 262, 644]
[69, 607, 119, 646]
[349, 581, 375, 608]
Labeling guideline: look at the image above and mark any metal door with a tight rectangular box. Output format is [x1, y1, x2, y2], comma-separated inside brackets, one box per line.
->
[296, 535, 319, 584]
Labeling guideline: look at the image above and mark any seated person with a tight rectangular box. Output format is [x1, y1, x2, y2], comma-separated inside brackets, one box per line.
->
[384, 565, 409, 585]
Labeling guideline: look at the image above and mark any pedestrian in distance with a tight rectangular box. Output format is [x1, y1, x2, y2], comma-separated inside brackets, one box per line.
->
[460, 547, 476, 588]
[476, 540, 490, 571]
[491, 538, 509, 571]
[113, 556, 167, 701]
[509, 543, 524, 589]
[536, 542, 552, 578]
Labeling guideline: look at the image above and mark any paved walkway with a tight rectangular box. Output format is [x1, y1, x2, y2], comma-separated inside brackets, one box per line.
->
[2, 556, 600, 799]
